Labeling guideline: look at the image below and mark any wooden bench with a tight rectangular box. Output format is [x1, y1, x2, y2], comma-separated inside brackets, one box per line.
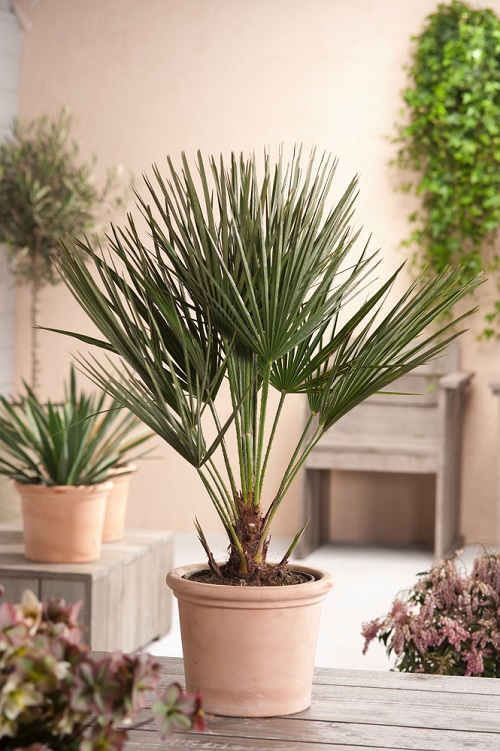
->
[0, 526, 173, 651]
[296, 345, 472, 559]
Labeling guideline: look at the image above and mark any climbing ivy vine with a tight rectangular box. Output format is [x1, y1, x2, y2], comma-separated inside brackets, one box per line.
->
[395, 0, 500, 338]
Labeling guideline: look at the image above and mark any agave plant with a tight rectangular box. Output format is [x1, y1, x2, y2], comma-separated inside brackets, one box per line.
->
[53, 149, 480, 584]
[0, 366, 152, 486]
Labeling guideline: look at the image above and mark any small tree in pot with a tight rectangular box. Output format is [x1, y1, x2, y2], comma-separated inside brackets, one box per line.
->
[0, 109, 126, 393]
[52, 149, 481, 715]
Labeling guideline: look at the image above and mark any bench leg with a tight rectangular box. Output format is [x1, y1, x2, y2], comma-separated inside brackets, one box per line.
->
[436, 387, 466, 558]
[295, 468, 330, 558]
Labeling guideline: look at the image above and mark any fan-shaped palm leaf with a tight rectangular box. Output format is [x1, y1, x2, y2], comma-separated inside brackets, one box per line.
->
[52, 149, 481, 581]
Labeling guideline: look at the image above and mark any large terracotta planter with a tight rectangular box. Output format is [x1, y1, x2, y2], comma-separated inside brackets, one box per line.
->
[15, 481, 111, 563]
[167, 563, 333, 717]
[102, 466, 136, 542]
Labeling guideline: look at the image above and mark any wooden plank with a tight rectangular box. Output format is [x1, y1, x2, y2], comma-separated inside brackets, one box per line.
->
[324, 402, 440, 437]
[135, 533, 171, 645]
[103, 557, 125, 651]
[125, 729, 383, 751]
[302, 691, 500, 732]
[0, 527, 24, 543]
[156, 531, 174, 638]
[151, 657, 500, 700]
[124, 721, 499, 751]
[133, 545, 151, 648]
[121, 547, 143, 652]
[202, 715, 499, 750]
[0, 575, 39, 601]
[312, 667, 500, 695]
[306, 442, 438, 474]
[117, 529, 174, 647]
[40, 577, 90, 639]
[89, 572, 109, 650]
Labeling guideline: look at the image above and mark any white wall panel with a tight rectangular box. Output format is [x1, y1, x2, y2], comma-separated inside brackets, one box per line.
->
[0, 6, 20, 396]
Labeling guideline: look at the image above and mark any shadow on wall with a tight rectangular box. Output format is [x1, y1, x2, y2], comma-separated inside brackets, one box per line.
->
[329, 471, 435, 548]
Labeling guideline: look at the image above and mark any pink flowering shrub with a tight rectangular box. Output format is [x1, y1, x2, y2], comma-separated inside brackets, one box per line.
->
[362, 553, 500, 676]
[0, 585, 205, 750]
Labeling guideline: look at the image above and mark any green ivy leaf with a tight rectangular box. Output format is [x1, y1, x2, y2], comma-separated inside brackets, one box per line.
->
[394, 0, 500, 336]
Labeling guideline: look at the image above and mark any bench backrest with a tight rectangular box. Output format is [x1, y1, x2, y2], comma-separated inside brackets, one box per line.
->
[322, 343, 459, 440]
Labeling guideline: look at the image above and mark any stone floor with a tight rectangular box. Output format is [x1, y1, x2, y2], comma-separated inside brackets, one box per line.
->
[146, 532, 492, 671]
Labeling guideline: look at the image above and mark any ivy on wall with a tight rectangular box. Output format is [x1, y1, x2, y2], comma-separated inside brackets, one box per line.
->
[395, 0, 500, 338]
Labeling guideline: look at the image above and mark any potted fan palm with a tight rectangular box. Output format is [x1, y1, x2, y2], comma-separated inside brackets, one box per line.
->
[0, 365, 152, 562]
[52, 148, 480, 716]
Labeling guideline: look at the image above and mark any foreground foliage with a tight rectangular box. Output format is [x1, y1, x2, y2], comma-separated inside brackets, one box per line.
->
[54, 148, 481, 583]
[0, 585, 205, 750]
[362, 552, 500, 676]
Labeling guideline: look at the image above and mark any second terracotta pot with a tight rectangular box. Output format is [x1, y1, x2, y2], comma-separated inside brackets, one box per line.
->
[16, 481, 111, 563]
[166, 562, 333, 717]
[102, 466, 136, 542]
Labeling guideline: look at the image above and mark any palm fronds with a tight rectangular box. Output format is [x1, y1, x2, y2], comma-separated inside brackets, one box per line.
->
[52, 148, 482, 581]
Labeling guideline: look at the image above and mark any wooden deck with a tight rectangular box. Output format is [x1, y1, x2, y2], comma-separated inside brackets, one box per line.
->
[126, 655, 500, 750]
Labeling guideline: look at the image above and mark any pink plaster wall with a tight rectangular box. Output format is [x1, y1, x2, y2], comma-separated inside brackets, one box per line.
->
[12, 0, 500, 546]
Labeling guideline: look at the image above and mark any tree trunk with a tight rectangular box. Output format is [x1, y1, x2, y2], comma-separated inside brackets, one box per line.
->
[30, 238, 42, 396]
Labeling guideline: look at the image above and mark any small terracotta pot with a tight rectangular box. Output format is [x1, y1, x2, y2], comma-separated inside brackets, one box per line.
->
[167, 563, 333, 717]
[15, 481, 111, 563]
[102, 466, 136, 542]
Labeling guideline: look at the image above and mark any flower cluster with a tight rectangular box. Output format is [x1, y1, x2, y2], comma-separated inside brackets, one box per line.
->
[362, 552, 500, 676]
[0, 585, 205, 750]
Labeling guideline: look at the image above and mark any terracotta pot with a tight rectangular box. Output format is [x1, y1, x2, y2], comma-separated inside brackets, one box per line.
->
[15, 481, 111, 563]
[102, 466, 136, 542]
[166, 562, 333, 717]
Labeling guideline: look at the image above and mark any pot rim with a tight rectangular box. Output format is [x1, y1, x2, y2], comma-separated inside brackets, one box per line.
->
[166, 562, 333, 607]
[14, 480, 113, 493]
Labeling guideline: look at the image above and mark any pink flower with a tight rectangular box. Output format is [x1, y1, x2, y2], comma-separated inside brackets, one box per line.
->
[464, 648, 484, 676]
[437, 617, 469, 650]
[389, 599, 410, 624]
[362, 552, 500, 677]
[409, 618, 434, 655]
[361, 619, 382, 654]
[0, 601, 19, 630]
